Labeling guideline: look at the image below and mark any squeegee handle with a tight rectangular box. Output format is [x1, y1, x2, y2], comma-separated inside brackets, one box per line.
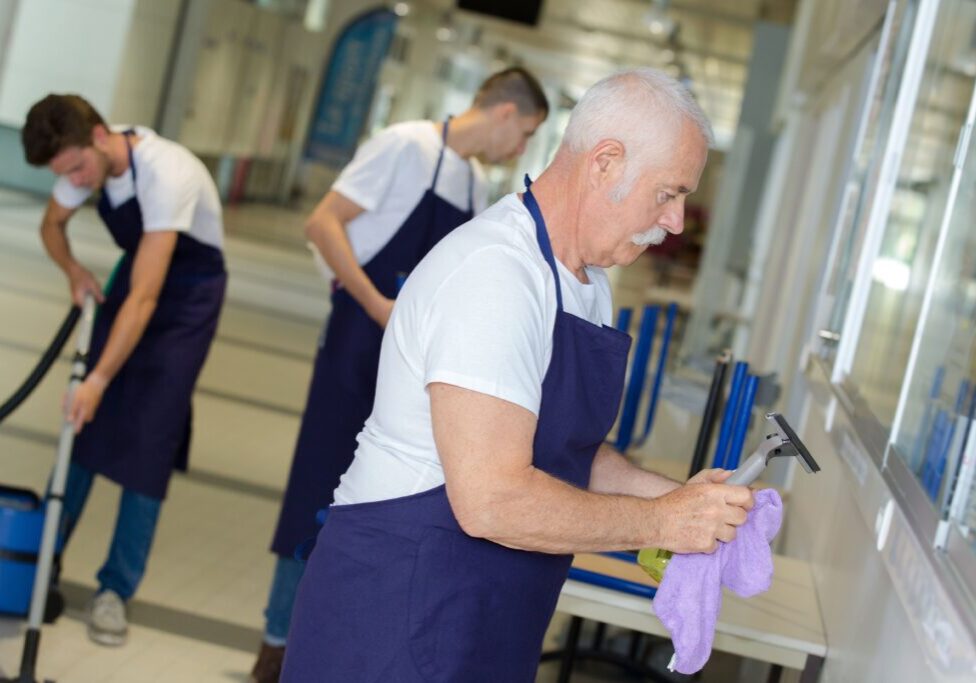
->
[725, 451, 767, 486]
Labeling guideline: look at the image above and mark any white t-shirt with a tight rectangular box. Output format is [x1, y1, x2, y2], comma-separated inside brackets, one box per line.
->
[333, 120, 489, 265]
[333, 194, 613, 505]
[52, 126, 223, 250]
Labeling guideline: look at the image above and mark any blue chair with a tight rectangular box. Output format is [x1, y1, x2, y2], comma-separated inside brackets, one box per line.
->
[713, 361, 749, 469]
[615, 305, 659, 452]
[636, 302, 678, 447]
[615, 307, 633, 334]
[726, 374, 761, 470]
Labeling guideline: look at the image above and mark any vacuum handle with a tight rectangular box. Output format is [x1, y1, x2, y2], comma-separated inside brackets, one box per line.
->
[725, 451, 767, 486]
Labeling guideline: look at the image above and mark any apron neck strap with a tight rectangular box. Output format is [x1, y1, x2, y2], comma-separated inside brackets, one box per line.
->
[430, 116, 451, 189]
[467, 160, 474, 213]
[523, 175, 564, 312]
[122, 130, 137, 182]
[431, 116, 475, 212]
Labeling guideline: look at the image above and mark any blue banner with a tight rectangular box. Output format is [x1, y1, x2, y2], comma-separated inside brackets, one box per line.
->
[304, 9, 398, 167]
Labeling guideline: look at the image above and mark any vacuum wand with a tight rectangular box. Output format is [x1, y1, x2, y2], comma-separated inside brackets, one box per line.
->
[725, 412, 820, 486]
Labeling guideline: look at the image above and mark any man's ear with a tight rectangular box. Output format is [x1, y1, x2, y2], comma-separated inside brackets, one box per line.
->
[588, 138, 625, 189]
[90, 124, 110, 150]
[490, 101, 518, 123]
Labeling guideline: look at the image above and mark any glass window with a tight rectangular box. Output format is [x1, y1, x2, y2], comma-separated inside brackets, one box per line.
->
[891, 48, 976, 515]
[847, 0, 976, 430]
[819, 0, 918, 363]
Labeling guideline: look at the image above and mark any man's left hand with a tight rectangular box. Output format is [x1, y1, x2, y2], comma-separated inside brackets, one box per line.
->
[64, 373, 108, 434]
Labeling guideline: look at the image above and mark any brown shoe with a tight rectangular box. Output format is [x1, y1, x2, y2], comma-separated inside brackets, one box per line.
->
[250, 643, 286, 683]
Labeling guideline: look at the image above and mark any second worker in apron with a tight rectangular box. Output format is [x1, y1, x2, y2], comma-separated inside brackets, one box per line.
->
[250, 67, 549, 682]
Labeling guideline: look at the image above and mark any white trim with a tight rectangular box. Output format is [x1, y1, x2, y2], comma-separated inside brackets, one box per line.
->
[812, 3, 898, 348]
[888, 77, 976, 446]
[832, 0, 942, 383]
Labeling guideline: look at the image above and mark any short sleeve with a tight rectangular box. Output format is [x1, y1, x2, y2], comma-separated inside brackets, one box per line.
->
[331, 128, 410, 212]
[471, 160, 490, 214]
[52, 176, 92, 209]
[137, 161, 196, 232]
[422, 246, 552, 416]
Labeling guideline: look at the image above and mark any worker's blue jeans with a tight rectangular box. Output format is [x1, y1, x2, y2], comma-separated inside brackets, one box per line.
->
[59, 461, 162, 601]
[263, 555, 305, 646]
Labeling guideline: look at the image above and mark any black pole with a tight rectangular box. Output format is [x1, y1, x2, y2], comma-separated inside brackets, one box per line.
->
[688, 351, 731, 478]
[557, 616, 584, 683]
[0, 626, 42, 683]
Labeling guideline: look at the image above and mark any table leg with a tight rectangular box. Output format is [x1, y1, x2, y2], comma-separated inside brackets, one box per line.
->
[800, 654, 824, 683]
[557, 616, 584, 683]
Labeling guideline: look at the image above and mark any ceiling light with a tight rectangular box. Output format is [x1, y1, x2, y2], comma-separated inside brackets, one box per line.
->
[644, 0, 676, 40]
[393, 2, 410, 17]
[436, 12, 457, 42]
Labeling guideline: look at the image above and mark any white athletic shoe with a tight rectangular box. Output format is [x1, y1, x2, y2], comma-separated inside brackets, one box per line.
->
[87, 589, 128, 646]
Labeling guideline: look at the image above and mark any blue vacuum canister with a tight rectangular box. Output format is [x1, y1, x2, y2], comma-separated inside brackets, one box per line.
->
[0, 486, 63, 616]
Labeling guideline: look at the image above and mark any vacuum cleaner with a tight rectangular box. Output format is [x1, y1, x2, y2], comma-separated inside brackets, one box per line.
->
[638, 412, 821, 582]
[1, 295, 95, 683]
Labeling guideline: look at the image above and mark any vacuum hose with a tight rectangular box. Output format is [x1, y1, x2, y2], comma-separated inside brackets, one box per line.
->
[0, 305, 81, 424]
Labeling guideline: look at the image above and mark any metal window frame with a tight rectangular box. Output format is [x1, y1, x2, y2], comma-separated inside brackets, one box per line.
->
[831, 0, 941, 384]
[808, 0, 976, 646]
[888, 78, 976, 447]
[809, 1, 899, 355]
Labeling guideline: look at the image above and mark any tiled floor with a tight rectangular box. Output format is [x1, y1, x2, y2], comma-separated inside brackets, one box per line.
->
[0, 190, 771, 682]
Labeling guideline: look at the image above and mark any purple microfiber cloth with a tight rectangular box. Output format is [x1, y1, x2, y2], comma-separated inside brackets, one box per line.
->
[652, 488, 783, 674]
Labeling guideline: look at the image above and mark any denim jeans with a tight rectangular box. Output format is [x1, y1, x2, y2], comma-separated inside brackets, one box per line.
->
[263, 555, 306, 646]
[59, 461, 162, 601]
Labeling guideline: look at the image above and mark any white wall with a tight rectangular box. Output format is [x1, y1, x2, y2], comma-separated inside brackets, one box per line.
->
[110, 0, 182, 126]
[0, 0, 19, 88]
[0, 0, 136, 126]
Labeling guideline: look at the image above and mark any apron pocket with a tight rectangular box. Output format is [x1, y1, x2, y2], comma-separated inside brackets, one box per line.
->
[406, 526, 570, 683]
[407, 527, 500, 682]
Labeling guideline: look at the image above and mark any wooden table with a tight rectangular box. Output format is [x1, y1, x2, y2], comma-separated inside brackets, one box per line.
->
[555, 552, 827, 682]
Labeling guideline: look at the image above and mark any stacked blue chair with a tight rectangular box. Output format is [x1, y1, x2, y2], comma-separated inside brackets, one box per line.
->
[615, 307, 633, 334]
[637, 302, 678, 447]
[712, 362, 763, 470]
[614, 305, 659, 453]
[613, 302, 680, 453]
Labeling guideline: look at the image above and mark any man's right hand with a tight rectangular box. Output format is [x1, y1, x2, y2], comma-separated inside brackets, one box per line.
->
[651, 482, 754, 554]
[66, 263, 105, 306]
[368, 296, 395, 328]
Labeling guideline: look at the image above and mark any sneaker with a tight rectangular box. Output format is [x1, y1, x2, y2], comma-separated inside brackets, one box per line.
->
[250, 642, 286, 683]
[87, 589, 128, 646]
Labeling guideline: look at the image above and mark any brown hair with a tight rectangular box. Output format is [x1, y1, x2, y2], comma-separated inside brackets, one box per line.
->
[473, 67, 549, 117]
[22, 94, 107, 166]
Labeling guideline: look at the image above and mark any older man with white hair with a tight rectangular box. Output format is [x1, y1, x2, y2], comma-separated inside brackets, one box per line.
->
[280, 68, 755, 682]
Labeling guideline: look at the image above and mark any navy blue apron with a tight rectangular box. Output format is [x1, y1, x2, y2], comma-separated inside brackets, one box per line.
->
[280, 177, 631, 682]
[71, 132, 226, 500]
[271, 118, 474, 557]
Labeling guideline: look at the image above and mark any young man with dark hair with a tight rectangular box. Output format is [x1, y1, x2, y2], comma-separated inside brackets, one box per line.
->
[22, 93, 226, 647]
[250, 67, 548, 682]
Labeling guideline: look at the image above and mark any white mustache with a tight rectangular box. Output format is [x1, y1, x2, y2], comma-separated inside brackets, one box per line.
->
[631, 226, 668, 246]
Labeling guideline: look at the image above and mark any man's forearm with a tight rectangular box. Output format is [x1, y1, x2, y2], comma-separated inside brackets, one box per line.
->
[90, 293, 156, 385]
[40, 218, 80, 275]
[449, 465, 667, 554]
[589, 443, 681, 498]
[306, 212, 384, 315]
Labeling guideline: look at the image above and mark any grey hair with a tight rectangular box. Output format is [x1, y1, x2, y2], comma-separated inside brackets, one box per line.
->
[562, 68, 713, 198]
